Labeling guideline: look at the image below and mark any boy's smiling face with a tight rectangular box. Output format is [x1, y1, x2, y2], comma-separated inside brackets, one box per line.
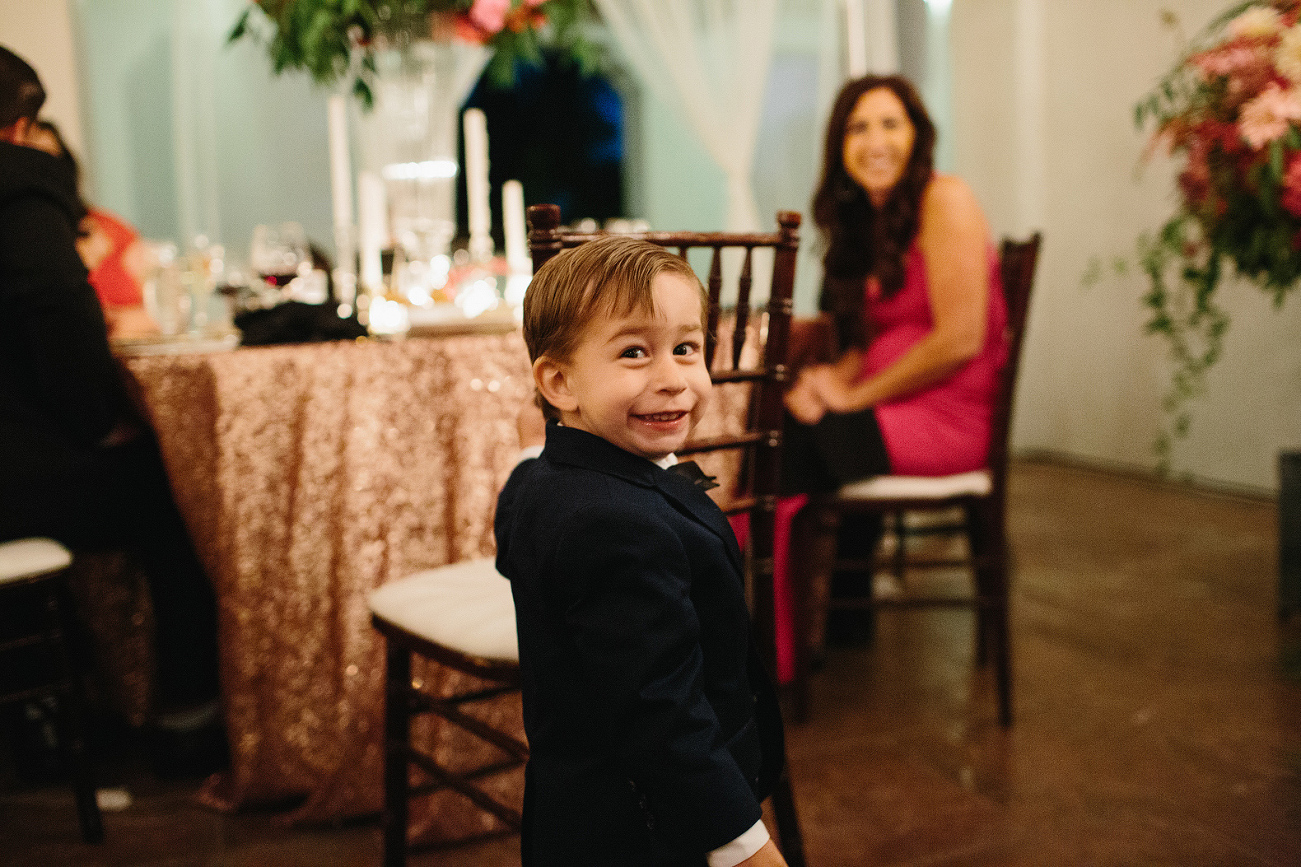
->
[535, 272, 712, 462]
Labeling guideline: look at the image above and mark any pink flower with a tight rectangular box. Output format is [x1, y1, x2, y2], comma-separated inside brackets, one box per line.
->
[1192, 39, 1278, 106]
[467, 0, 511, 35]
[526, 0, 549, 7]
[1238, 81, 1301, 148]
[1229, 5, 1283, 40]
[1193, 43, 1269, 79]
[1143, 125, 1176, 162]
[1282, 152, 1301, 216]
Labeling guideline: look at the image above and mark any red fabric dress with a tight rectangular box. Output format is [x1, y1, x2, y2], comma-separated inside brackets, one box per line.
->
[84, 208, 144, 308]
[864, 243, 1007, 476]
[736, 242, 1008, 684]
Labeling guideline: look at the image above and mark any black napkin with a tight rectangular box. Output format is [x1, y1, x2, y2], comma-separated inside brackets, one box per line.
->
[234, 301, 368, 346]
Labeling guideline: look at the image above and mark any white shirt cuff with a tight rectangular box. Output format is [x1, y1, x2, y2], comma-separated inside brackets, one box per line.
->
[706, 818, 770, 867]
[515, 444, 544, 466]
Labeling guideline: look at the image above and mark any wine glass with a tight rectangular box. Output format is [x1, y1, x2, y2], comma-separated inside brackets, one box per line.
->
[250, 222, 310, 301]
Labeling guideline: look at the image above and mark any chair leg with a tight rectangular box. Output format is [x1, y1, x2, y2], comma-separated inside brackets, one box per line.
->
[890, 509, 907, 582]
[966, 502, 1013, 727]
[44, 576, 103, 844]
[963, 504, 990, 667]
[54, 685, 103, 844]
[787, 503, 839, 725]
[991, 590, 1013, 728]
[985, 549, 1014, 728]
[382, 641, 413, 867]
[769, 763, 806, 867]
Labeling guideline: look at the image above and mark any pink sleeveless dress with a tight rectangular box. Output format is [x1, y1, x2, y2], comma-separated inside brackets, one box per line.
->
[864, 243, 1007, 475]
[734, 241, 1008, 684]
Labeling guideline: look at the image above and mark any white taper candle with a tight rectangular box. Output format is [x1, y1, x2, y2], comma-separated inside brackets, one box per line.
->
[327, 94, 354, 237]
[502, 179, 528, 273]
[463, 107, 493, 262]
[358, 170, 388, 293]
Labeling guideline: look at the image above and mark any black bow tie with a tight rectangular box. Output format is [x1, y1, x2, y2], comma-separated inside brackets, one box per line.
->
[667, 460, 719, 491]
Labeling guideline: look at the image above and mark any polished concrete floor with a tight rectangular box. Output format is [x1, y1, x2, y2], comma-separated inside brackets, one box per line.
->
[3, 458, 1300, 866]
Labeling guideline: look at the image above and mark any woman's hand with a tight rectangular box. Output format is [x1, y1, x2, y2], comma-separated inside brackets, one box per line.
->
[784, 369, 828, 425]
[805, 364, 857, 414]
[104, 304, 162, 340]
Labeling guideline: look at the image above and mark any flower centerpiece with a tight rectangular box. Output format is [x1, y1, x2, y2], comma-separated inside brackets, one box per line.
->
[1133, 0, 1301, 467]
[229, 0, 600, 316]
[229, 0, 598, 107]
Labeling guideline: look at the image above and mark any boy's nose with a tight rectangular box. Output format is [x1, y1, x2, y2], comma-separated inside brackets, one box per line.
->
[652, 357, 688, 393]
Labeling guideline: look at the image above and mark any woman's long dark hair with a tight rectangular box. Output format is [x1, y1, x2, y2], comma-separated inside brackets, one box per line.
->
[811, 75, 936, 348]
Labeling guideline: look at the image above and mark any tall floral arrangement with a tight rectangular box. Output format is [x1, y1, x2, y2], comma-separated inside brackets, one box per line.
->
[1134, 0, 1301, 467]
[229, 0, 598, 107]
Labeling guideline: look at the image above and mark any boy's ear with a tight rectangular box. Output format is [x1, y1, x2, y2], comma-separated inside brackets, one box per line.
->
[533, 356, 578, 414]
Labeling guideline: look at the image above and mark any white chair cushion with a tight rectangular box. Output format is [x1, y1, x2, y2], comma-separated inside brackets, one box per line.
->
[368, 557, 518, 664]
[838, 469, 992, 501]
[0, 537, 72, 585]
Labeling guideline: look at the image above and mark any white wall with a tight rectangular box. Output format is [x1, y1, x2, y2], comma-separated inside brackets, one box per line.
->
[0, 0, 84, 154]
[952, 0, 1301, 494]
[70, 0, 335, 262]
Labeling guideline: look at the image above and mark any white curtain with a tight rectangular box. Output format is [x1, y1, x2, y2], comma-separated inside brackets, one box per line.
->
[863, 0, 899, 75]
[593, 0, 780, 232]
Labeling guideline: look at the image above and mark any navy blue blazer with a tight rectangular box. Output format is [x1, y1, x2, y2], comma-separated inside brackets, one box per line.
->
[495, 423, 784, 866]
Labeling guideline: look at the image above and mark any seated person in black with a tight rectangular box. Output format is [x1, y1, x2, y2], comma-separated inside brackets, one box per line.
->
[0, 45, 220, 765]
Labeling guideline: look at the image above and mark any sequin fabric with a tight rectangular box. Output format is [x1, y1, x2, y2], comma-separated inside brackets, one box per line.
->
[115, 315, 766, 839]
[121, 333, 533, 832]
[65, 551, 156, 727]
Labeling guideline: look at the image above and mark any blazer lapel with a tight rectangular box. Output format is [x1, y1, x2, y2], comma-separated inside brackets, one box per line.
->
[542, 425, 745, 575]
[654, 469, 745, 574]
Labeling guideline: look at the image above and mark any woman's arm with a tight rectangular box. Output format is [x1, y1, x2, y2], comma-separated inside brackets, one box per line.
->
[808, 174, 992, 414]
[81, 214, 162, 339]
[103, 304, 161, 339]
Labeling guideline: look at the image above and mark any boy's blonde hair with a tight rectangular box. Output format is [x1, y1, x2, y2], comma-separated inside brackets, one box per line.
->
[523, 235, 709, 420]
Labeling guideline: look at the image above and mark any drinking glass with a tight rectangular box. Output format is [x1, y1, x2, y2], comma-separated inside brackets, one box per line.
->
[250, 222, 310, 299]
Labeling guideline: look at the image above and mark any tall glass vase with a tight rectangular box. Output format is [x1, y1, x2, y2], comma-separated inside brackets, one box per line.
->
[353, 38, 489, 305]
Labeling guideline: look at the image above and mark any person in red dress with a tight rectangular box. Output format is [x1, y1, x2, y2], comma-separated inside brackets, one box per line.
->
[26, 119, 160, 339]
[778, 74, 1008, 657]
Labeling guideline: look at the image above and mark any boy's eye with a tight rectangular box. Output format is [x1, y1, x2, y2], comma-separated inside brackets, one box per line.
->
[674, 341, 701, 357]
[619, 346, 647, 359]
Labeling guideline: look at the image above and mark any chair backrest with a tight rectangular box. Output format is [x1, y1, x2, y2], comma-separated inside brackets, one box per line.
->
[526, 203, 801, 676]
[987, 233, 1043, 502]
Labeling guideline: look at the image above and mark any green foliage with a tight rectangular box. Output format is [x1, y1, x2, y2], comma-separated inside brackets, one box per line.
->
[1135, 215, 1231, 473]
[228, 0, 601, 109]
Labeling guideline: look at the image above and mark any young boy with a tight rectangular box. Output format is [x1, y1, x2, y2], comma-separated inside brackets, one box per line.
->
[495, 236, 789, 867]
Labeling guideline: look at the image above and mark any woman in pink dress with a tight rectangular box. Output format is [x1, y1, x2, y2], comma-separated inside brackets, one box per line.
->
[778, 74, 1007, 657]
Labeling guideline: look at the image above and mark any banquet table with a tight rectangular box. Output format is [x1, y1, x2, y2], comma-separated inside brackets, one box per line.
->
[116, 329, 533, 837]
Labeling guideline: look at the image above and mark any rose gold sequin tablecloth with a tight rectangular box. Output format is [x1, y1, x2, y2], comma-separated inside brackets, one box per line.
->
[120, 333, 533, 835]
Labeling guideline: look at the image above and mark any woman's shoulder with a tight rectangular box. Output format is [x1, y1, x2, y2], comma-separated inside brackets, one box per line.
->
[921, 173, 981, 213]
[919, 174, 990, 239]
